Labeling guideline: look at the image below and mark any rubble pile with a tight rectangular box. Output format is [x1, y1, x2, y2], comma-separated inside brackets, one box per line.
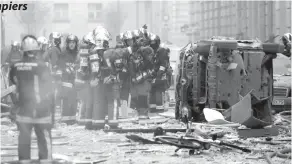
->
[1, 110, 291, 164]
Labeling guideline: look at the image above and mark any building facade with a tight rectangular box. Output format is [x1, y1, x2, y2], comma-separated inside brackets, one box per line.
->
[189, 1, 292, 42]
[169, 1, 190, 46]
[2, 0, 163, 47]
[1, 0, 193, 47]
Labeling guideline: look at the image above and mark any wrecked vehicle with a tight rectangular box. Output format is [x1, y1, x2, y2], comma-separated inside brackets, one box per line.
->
[175, 37, 284, 123]
[272, 55, 291, 113]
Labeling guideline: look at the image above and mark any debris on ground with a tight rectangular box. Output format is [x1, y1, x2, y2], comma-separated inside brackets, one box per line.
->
[1, 109, 291, 164]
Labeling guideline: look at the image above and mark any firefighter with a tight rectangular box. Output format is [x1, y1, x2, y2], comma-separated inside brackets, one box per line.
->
[282, 33, 291, 58]
[45, 32, 63, 112]
[116, 32, 125, 48]
[9, 35, 54, 162]
[139, 24, 149, 40]
[129, 45, 155, 119]
[149, 33, 172, 113]
[75, 33, 93, 126]
[57, 34, 79, 125]
[5, 41, 22, 64]
[85, 26, 113, 130]
[37, 36, 49, 62]
[45, 32, 62, 69]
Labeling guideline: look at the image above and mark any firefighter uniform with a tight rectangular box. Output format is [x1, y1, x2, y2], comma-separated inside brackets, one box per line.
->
[86, 26, 113, 129]
[103, 47, 133, 126]
[129, 46, 155, 119]
[57, 35, 79, 124]
[86, 48, 107, 129]
[9, 36, 54, 161]
[148, 34, 171, 113]
[75, 44, 91, 125]
[5, 41, 22, 64]
[45, 32, 63, 118]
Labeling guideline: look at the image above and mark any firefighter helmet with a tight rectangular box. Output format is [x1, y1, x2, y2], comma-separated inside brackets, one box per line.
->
[49, 32, 62, 46]
[83, 32, 95, 45]
[139, 27, 147, 35]
[37, 36, 48, 45]
[21, 36, 40, 52]
[149, 33, 160, 44]
[66, 34, 79, 43]
[49, 32, 62, 40]
[37, 36, 49, 51]
[282, 33, 292, 43]
[123, 31, 133, 40]
[66, 34, 79, 50]
[93, 25, 111, 42]
[132, 30, 143, 40]
[11, 41, 20, 47]
[11, 41, 20, 51]
[119, 32, 124, 40]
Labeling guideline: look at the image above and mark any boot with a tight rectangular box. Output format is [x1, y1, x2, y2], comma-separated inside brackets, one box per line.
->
[137, 108, 149, 120]
[85, 122, 93, 130]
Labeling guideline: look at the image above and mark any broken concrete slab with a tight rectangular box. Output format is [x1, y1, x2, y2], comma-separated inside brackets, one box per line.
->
[237, 126, 279, 138]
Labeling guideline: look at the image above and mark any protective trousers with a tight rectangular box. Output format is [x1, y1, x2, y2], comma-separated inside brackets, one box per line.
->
[60, 83, 77, 125]
[76, 83, 91, 125]
[130, 81, 151, 119]
[149, 86, 165, 113]
[119, 78, 131, 118]
[17, 122, 52, 161]
[104, 83, 120, 128]
[86, 83, 107, 130]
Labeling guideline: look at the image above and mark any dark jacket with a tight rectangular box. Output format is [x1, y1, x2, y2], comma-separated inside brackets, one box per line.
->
[9, 56, 54, 122]
[58, 49, 78, 84]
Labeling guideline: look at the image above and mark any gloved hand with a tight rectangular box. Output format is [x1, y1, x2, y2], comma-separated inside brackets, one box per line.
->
[104, 75, 119, 84]
[166, 67, 173, 75]
[90, 78, 99, 86]
[148, 69, 156, 77]
[156, 70, 164, 79]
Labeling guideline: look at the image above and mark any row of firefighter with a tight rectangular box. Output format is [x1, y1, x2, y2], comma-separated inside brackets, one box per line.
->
[33, 25, 172, 130]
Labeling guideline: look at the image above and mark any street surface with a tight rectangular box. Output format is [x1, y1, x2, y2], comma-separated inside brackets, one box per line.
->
[1, 109, 291, 164]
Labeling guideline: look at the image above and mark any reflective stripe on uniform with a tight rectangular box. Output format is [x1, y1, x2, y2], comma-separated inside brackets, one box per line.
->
[127, 47, 132, 54]
[61, 116, 76, 121]
[16, 115, 52, 124]
[44, 129, 52, 160]
[159, 66, 166, 71]
[56, 70, 62, 75]
[75, 79, 85, 84]
[108, 120, 119, 124]
[77, 118, 88, 122]
[34, 75, 41, 104]
[62, 82, 73, 88]
[149, 104, 156, 108]
[83, 119, 92, 123]
[92, 120, 104, 124]
[156, 105, 164, 110]
[40, 160, 53, 164]
[19, 160, 31, 164]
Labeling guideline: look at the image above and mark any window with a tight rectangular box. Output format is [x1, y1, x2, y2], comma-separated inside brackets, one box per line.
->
[88, 3, 102, 21]
[54, 3, 69, 22]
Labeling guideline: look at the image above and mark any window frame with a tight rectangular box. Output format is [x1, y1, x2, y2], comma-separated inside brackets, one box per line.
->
[88, 3, 103, 22]
[53, 3, 69, 22]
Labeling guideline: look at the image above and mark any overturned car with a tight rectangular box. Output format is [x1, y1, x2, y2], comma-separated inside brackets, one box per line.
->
[175, 37, 284, 123]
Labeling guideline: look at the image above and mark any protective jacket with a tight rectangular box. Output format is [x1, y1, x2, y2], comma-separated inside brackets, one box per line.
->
[9, 56, 54, 123]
